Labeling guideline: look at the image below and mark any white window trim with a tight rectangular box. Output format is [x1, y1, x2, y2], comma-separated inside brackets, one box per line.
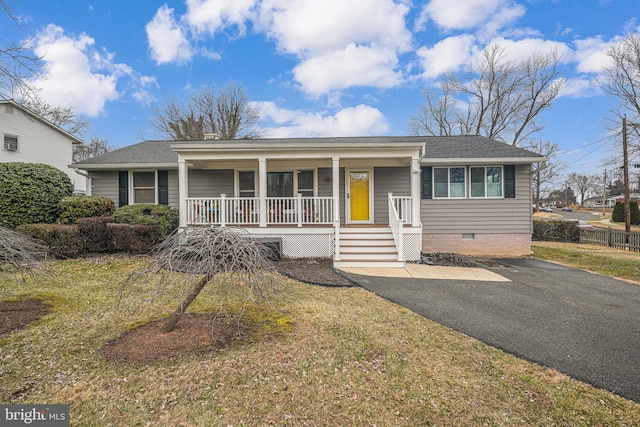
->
[469, 165, 504, 199]
[130, 170, 158, 204]
[433, 166, 467, 199]
[235, 170, 257, 197]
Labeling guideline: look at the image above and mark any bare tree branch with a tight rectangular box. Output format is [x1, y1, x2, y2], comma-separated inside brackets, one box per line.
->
[410, 44, 563, 146]
[0, 225, 48, 282]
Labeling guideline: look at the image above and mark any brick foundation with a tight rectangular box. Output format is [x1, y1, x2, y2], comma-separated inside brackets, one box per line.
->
[422, 233, 532, 257]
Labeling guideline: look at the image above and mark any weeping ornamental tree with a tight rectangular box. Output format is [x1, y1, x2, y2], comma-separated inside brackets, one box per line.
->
[0, 225, 48, 281]
[410, 44, 563, 146]
[123, 227, 279, 333]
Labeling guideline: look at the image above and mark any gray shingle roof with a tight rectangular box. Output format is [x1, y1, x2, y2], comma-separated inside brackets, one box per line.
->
[73, 135, 542, 166]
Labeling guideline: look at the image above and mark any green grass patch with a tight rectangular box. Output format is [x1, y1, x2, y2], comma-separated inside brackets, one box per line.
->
[532, 242, 640, 284]
[1, 255, 639, 425]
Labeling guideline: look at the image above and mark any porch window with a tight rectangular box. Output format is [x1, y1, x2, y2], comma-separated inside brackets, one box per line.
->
[132, 171, 156, 203]
[238, 171, 255, 197]
[297, 170, 314, 197]
[267, 172, 294, 197]
[433, 167, 466, 198]
[470, 166, 503, 198]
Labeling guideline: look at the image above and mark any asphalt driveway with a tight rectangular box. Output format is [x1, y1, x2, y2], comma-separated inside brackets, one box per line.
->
[341, 258, 640, 403]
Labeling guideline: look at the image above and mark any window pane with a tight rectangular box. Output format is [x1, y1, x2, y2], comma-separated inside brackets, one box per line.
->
[449, 167, 465, 198]
[134, 188, 155, 203]
[470, 167, 485, 197]
[299, 190, 314, 197]
[433, 168, 448, 198]
[487, 167, 502, 197]
[133, 171, 155, 187]
[298, 170, 314, 191]
[267, 172, 294, 197]
[239, 171, 255, 191]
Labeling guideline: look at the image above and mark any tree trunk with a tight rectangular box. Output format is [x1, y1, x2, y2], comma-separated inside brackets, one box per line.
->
[162, 272, 214, 332]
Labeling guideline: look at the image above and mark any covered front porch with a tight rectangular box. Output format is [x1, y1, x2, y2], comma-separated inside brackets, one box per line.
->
[173, 139, 424, 265]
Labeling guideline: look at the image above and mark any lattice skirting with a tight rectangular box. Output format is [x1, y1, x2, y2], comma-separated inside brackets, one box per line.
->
[252, 232, 334, 258]
[402, 229, 422, 261]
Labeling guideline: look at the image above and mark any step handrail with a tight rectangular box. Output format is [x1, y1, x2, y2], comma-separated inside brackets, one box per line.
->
[388, 193, 404, 261]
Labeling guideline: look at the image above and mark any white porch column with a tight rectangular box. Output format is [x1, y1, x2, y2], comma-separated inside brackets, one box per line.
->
[258, 158, 267, 227]
[332, 157, 341, 261]
[411, 156, 421, 227]
[178, 158, 188, 227]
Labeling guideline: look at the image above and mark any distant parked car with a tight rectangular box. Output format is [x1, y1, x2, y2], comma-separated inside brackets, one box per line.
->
[562, 206, 573, 212]
[577, 219, 593, 229]
[541, 207, 553, 212]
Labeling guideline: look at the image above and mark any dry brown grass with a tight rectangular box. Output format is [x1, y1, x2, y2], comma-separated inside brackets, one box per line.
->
[1, 256, 639, 425]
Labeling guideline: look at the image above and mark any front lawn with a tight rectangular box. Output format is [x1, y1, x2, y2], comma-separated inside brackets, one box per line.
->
[1, 256, 639, 425]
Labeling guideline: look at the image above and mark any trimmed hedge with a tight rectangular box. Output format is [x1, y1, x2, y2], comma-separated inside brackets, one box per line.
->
[17, 221, 160, 257]
[532, 220, 579, 242]
[611, 201, 640, 225]
[0, 162, 73, 228]
[58, 196, 115, 224]
[111, 204, 179, 237]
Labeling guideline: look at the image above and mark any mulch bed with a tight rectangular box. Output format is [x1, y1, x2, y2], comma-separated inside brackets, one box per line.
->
[273, 257, 355, 286]
[102, 314, 248, 364]
[0, 299, 50, 335]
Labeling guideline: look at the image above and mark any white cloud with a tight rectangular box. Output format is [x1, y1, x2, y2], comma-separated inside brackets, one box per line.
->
[483, 37, 572, 64]
[572, 36, 613, 74]
[184, 0, 256, 35]
[254, 101, 389, 137]
[293, 44, 403, 95]
[29, 24, 157, 116]
[146, 4, 192, 65]
[256, 0, 412, 55]
[417, 35, 476, 79]
[558, 77, 601, 98]
[422, 0, 525, 32]
[29, 25, 120, 116]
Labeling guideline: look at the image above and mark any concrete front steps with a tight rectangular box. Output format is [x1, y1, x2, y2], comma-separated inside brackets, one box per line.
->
[333, 226, 405, 268]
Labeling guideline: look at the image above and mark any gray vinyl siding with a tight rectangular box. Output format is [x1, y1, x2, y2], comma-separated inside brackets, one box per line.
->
[88, 171, 119, 204]
[374, 167, 410, 224]
[167, 170, 179, 207]
[421, 164, 532, 233]
[188, 169, 234, 197]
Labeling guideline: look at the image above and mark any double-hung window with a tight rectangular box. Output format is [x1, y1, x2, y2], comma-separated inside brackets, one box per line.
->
[238, 171, 256, 197]
[132, 171, 156, 203]
[266, 170, 315, 197]
[433, 167, 466, 198]
[470, 166, 503, 198]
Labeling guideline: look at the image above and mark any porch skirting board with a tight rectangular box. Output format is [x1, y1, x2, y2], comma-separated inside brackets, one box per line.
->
[242, 228, 334, 258]
[422, 233, 532, 257]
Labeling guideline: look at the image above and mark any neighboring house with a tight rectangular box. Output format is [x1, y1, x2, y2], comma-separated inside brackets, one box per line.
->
[583, 194, 640, 209]
[73, 135, 543, 267]
[0, 99, 86, 194]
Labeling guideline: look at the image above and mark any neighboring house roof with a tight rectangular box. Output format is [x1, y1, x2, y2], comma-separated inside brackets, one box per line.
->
[72, 135, 544, 169]
[0, 99, 83, 145]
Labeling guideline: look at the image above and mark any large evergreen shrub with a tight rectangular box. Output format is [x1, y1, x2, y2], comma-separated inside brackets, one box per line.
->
[58, 196, 115, 224]
[611, 201, 640, 225]
[111, 204, 179, 237]
[532, 220, 579, 242]
[0, 162, 73, 228]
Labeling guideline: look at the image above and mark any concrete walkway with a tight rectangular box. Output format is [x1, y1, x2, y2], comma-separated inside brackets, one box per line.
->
[339, 259, 640, 404]
[340, 263, 510, 282]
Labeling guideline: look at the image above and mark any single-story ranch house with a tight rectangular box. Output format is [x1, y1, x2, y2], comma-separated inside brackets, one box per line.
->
[72, 135, 543, 267]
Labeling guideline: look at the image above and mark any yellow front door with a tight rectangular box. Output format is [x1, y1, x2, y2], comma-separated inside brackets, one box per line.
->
[349, 171, 370, 222]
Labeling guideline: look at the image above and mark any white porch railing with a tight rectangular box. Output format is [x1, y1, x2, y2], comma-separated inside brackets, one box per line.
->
[391, 195, 413, 224]
[187, 195, 334, 226]
[388, 193, 407, 261]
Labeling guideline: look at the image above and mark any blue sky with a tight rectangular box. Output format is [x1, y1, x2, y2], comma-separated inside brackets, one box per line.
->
[2, 0, 639, 189]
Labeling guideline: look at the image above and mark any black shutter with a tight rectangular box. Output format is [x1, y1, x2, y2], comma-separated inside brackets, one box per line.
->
[504, 165, 516, 198]
[158, 170, 169, 205]
[118, 171, 129, 207]
[421, 166, 432, 199]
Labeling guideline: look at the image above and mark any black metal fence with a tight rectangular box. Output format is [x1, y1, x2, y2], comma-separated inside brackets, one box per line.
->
[580, 227, 640, 251]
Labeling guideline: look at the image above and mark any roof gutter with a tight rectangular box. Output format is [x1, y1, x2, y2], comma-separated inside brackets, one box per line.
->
[422, 157, 548, 165]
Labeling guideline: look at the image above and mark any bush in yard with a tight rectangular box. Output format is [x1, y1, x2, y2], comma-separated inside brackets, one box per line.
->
[109, 223, 160, 253]
[532, 220, 579, 242]
[111, 204, 179, 237]
[16, 224, 84, 258]
[611, 201, 640, 225]
[0, 162, 73, 228]
[58, 196, 115, 224]
[77, 216, 114, 253]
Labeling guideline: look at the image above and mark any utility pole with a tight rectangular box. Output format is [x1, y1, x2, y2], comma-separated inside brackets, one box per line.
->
[623, 116, 631, 237]
[602, 169, 607, 216]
